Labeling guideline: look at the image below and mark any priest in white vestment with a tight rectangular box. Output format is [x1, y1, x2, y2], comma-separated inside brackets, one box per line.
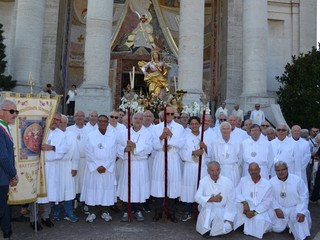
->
[290, 125, 311, 186]
[228, 115, 249, 142]
[195, 161, 236, 237]
[269, 161, 311, 240]
[80, 115, 119, 223]
[240, 124, 274, 179]
[212, 122, 241, 187]
[52, 115, 79, 222]
[117, 113, 152, 222]
[249, 104, 265, 125]
[271, 124, 302, 177]
[84, 111, 98, 133]
[67, 111, 88, 195]
[31, 113, 68, 229]
[234, 162, 273, 239]
[180, 116, 211, 222]
[150, 107, 186, 222]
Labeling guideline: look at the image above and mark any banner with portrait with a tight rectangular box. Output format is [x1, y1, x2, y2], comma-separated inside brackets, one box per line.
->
[1, 92, 60, 204]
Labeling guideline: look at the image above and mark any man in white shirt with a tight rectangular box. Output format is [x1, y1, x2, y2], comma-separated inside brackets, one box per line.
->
[234, 162, 273, 239]
[84, 111, 98, 133]
[250, 104, 265, 126]
[269, 161, 311, 240]
[231, 104, 243, 122]
[195, 161, 236, 238]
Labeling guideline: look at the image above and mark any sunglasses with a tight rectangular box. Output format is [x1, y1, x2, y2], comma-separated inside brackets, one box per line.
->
[2, 109, 19, 115]
[277, 129, 287, 132]
[166, 113, 174, 116]
[219, 119, 227, 121]
[110, 116, 118, 119]
[174, 116, 180, 119]
[261, 124, 269, 127]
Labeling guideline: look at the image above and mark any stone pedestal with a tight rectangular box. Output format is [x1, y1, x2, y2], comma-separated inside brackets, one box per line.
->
[178, 0, 204, 106]
[75, 0, 113, 115]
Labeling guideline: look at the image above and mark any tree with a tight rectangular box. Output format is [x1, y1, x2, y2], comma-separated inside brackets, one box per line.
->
[276, 45, 320, 129]
[0, 23, 16, 91]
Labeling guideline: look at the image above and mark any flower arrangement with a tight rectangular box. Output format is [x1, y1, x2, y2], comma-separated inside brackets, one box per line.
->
[181, 101, 211, 117]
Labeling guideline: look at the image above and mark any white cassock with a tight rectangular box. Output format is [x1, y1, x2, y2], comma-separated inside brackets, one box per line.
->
[249, 110, 265, 125]
[231, 127, 249, 142]
[144, 124, 155, 182]
[212, 135, 241, 187]
[234, 176, 273, 239]
[240, 135, 274, 179]
[150, 120, 186, 198]
[232, 109, 244, 121]
[180, 130, 213, 203]
[290, 137, 311, 186]
[271, 136, 302, 177]
[117, 127, 152, 202]
[38, 128, 68, 204]
[67, 124, 88, 194]
[80, 128, 118, 206]
[269, 174, 311, 240]
[84, 122, 98, 133]
[215, 107, 228, 120]
[195, 175, 236, 237]
[57, 129, 79, 201]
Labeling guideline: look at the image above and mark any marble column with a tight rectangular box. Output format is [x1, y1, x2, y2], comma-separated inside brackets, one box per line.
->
[178, 0, 205, 105]
[241, 0, 274, 110]
[13, 0, 46, 93]
[76, 0, 113, 115]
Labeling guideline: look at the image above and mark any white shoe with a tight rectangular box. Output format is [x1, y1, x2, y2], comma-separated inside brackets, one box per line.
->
[86, 213, 96, 223]
[101, 212, 112, 222]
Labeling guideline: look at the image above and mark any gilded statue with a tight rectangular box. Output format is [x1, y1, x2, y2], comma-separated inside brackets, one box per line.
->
[139, 51, 169, 96]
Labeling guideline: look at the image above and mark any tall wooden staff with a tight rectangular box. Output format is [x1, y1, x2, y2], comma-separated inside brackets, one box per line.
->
[124, 73, 135, 221]
[160, 90, 169, 220]
[197, 93, 210, 188]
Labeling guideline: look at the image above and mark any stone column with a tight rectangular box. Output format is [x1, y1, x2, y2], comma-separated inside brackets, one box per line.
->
[178, 0, 205, 105]
[76, 0, 113, 115]
[241, 0, 274, 111]
[13, 0, 46, 93]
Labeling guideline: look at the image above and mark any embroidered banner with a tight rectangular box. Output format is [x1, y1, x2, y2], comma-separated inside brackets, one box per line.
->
[1, 92, 60, 204]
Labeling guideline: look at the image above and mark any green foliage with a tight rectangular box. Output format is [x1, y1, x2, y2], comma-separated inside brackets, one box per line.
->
[0, 23, 16, 91]
[276, 45, 320, 129]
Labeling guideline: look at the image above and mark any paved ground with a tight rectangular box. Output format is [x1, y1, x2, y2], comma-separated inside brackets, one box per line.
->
[4, 202, 320, 240]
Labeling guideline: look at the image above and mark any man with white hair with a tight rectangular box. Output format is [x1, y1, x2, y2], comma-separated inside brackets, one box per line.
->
[52, 115, 79, 222]
[290, 125, 311, 186]
[212, 121, 241, 187]
[270, 124, 302, 177]
[84, 111, 98, 133]
[117, 112, 152, 222]
[0, 98, 19, 238]
[195, 161, 236, 238]
[228, 115, 248, 142]
[269, 161, 311, 240]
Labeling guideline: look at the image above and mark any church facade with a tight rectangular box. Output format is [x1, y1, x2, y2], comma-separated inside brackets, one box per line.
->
[0, 0, 317, 121]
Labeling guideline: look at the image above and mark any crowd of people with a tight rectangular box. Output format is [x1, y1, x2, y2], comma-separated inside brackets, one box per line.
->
[1, 98, 319, 239]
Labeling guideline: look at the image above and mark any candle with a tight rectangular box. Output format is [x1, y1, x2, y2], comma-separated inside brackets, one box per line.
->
[132, 66, 135, 90]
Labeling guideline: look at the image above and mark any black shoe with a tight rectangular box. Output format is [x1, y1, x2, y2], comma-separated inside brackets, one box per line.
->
[12, 214, 30, 222]
[152, 213, 162, 222]
[168, 214, 178, 223]
[30, 222, 43, 231]
[3, 229, 12, 239]
[41, 218, 54, 227]
[143, 205, 151, 213]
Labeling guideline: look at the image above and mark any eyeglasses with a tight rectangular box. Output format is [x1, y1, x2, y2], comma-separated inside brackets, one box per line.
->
[219, 119, 227, 121]
[110, 116, 118, 119]
[277, 129, 287, 132]
[166, 113, 174, 116]
[98, 120, 108, 123]
[174, 116, 180, 119]
[261, 124, 269, 127]
[2, 109, 19, 115]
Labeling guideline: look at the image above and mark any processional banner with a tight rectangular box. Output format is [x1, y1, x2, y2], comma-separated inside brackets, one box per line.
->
[1, 92, 60, 204]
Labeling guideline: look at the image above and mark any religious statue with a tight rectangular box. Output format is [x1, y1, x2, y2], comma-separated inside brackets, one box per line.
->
[139, 50, 169, 96]
[125, 14, 154, 53]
